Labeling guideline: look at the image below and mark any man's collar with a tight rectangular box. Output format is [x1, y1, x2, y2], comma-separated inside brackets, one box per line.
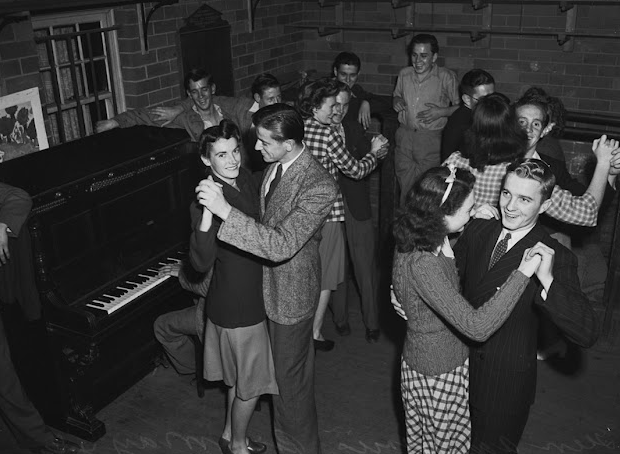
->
[280, 144, 305, 173]
[249, 101, 259, 113]
[415, 63, 439, 83]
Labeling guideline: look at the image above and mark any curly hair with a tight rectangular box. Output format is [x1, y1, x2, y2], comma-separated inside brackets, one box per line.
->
[505, 158, 556, 201]
[461, 92, 527, 171]
[198, 119, 240, 158]
[296, 77, 340, 119]
[518, 87, 566, 137]
[393, 167, 475, 253]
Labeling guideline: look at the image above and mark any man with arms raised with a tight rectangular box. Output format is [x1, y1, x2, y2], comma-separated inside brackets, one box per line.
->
[196, 104, 337, 454]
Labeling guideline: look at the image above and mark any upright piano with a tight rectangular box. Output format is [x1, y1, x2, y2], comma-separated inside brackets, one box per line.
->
[0, 126, 201, 441]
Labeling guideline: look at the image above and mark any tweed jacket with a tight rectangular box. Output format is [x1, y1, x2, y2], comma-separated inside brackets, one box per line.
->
[217, 148, 338, 325]
[454, 219, 599, 415]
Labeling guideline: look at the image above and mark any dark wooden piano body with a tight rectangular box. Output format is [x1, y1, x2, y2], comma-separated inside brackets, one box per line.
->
[0, 126, 201, 441]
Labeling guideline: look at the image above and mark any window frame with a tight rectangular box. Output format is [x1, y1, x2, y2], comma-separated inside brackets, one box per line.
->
[32, 8, 126, 143]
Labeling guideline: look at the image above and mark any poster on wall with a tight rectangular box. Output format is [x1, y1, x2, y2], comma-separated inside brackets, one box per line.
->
[0, 87, 49, 163]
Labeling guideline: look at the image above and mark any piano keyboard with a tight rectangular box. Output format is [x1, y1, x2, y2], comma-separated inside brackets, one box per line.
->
[86, 256, 183, 314]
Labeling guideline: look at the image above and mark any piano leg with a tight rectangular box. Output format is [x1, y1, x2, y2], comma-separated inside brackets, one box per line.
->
[53, 339, 106, 441]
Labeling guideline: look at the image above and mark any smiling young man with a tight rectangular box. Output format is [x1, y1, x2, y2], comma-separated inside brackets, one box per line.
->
[96, 69, 223, 141]
[96, 70, 282, 171]
[393, 34, 459, 204]
[329, 83, 388, 343]
[453, 159, 599, 454]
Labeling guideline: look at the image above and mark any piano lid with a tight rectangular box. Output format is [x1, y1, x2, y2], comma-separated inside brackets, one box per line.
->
[0, 126, 190, 197]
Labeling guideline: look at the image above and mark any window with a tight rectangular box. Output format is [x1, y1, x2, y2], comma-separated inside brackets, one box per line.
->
[33, 10, 125, 146]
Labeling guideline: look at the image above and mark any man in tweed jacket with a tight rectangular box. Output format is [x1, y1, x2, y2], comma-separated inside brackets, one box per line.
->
[196, 104, 337, 454]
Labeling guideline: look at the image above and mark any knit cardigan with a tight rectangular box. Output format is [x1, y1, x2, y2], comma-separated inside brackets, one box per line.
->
[392, 250, 529, 376]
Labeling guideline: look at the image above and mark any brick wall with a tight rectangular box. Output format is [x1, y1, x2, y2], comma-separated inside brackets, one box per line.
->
[300, 2, 620, 114]
[0, 0, 305, 110]
[114, 0, 305, 110]
[0, 19, 41, 97]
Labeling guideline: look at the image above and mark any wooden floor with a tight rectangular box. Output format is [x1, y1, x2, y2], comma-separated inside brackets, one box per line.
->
[2, 309, 619, 454]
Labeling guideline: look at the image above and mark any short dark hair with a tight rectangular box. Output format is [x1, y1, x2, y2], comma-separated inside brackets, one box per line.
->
[296, 77, 339, 119]
[394, 166, 475, 253]
[198, 119, 240, 158]
[335, 80, 351, 96]
[460, 69, 495, 97]
[462, 92, 527, 170]
[407, 33, 439, 55]
[332, 51, 361, 73]
[184, 68, 214, 91]
[504, 158, 556, 201]
[516, 87, 566, 136]
[251, 73, 280, 97]
[252, 103, 304, 144]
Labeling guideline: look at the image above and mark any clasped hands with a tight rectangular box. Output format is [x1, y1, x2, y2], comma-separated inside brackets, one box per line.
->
[196, 176, 231, 221]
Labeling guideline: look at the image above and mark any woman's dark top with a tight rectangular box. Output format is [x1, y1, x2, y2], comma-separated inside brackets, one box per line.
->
[189, 167, 265, 328]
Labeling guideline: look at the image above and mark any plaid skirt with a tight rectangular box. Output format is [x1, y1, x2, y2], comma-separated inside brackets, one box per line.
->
[400, 357, 470, 454]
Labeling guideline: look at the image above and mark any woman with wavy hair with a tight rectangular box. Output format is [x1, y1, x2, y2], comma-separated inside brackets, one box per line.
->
[190, 119, 278, 454]
[392, 166, 539, 453]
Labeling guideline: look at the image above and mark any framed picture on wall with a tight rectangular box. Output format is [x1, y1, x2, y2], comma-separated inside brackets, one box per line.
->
[0, 87, 49, 163]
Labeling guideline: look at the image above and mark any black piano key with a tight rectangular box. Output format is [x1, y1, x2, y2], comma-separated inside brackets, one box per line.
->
[107, 289, 124, 297]
[130, 275, 148, 284]
[89, 302, 106, 307]
[98, 295, 113, 302]
[141, 270, 157, 278]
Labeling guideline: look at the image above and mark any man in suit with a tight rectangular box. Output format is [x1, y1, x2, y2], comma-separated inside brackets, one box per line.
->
[454, 159, 600, 453]
[195, 104, 337, 454]
[0, 183, 79, 454]
[329, 84, 387, 342]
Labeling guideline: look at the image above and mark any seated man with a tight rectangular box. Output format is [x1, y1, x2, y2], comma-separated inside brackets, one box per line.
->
[96, 71, 281, 170]
[153, 260, 210, 375]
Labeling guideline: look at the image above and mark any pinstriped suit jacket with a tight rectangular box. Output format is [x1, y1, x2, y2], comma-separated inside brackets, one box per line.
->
[217, 149, 337, 325]
[454, 219, 599, 415]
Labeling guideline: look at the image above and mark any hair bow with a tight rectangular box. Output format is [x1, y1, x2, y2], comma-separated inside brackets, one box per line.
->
[440, 165, 457, 206]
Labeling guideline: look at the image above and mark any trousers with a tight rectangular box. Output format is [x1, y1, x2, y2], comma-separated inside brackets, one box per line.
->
[153, 305, 198, 375]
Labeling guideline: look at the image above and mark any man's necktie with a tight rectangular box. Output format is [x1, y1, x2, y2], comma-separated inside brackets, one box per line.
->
[265, 164, 282, 206]
[489, 233, 511, 270]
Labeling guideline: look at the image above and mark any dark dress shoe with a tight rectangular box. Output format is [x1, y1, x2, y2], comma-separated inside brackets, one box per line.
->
[365, 329, 380, 343]
[313, 338, 335, 351]
[218, 436, 267, 454]
[335, 322, 351, 336]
